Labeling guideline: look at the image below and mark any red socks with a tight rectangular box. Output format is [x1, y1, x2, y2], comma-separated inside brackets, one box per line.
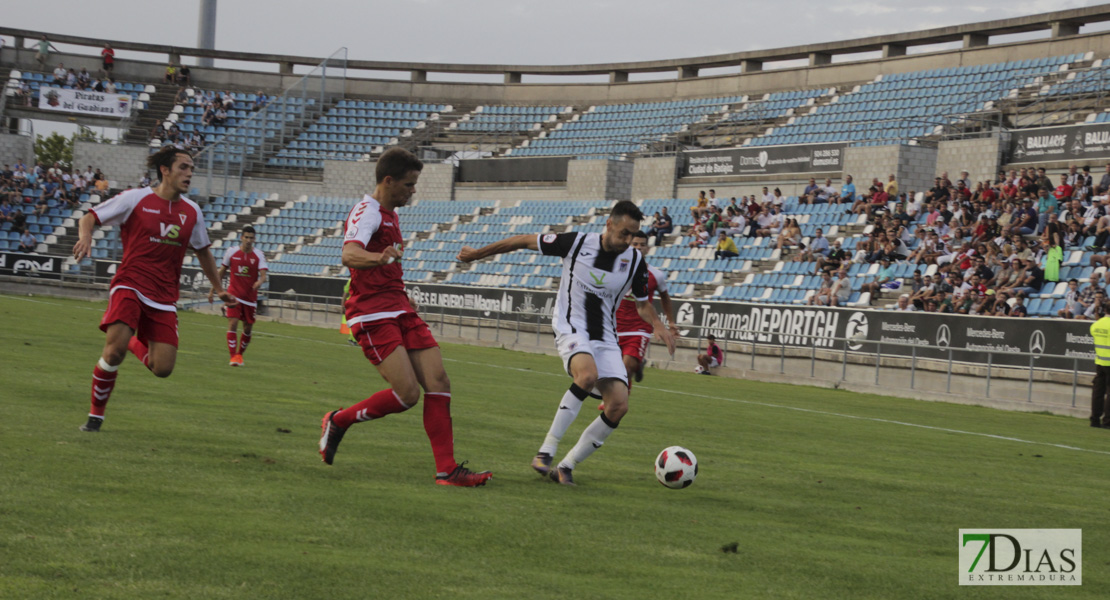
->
[238, 332, 251, 356]
[128, 336, 152, 370]
[333, 388, 412, 428]
[90, 360, 118, 418]
[226, 331, 237, 357]
[422, 393, 457, 474]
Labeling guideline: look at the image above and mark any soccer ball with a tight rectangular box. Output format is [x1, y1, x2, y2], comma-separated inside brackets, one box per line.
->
[694, 365, 706, 374]
[655, 446, 698, 489]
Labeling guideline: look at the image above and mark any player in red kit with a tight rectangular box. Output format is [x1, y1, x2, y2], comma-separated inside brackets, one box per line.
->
[614, 230, 679, 385]
[72, 146, 235, 432]
[210, 225, 267, 366]
[317, 148, 492, 486]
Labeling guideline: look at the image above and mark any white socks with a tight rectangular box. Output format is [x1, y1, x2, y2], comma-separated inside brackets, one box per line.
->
[539, 383, 590, 456]
[559, 413, 618, 470]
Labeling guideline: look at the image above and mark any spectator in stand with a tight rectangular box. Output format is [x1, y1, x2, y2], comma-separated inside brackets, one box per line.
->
[52, 62, 67, 84]
[1055, 173, 1074, 205]
[886, 174, 899, 199]
[94, 174, 110, 194]
[1008, 257, 1044, 297]
[174, 87, 189, 105]
[696, 334, 723, 375]
[690, 190, 709, 221]
[774, 219, 802, 252]
[1042, 234, 1063, 285]
[808, 271, 836, 306]
[18, 227, 36, 252]
[0, 198, 14, 223]
[708, 189, 727, 211]
[1010, 293, 1029, 317]
[176, 64, 191, 86]
[817, 239, 847, 274]
[829, 269, 853, 307]
[721, 207, 747, 237]
[65, 68, 77, 88]
[1058, 278, 1084, 319]
[164, 62, 177, 84]
[686, 224, 710, 248]
[839, 174, 856, 205]
[1098, 164, 1110, 196]
[77, 68, 91, 90]
[253, 91, 269, 111]
[859, 258, 895, 304]
[714, 231, 739, 259]
[221, 90, 235, 110]
[100, 43, 115, 75]
[760, 186, 775, 205]
[893, 294, 915, 311]
[802, 178, 820, 202]
[704, 206, 724, 236]
[910, 274, 935, 308]
[213, 106, 228, 126]
[647, 207, 673, 246]
[36, 35, 59, 69]
[14, 80, 31, 106]
[140, 172, 151, 188]
[103, 78, 116, 94]
[1083, 289, 1110, 320]
[796, 227, 830, 263]
[1036, 187, 1057, 235]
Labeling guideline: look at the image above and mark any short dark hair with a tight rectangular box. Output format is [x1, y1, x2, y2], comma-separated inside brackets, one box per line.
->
[146, 146, 190, 180]
[631, 230, 648, 240]
[242, 225, 256, 235]
[707, 334, 715, 341]
[610, 200, 644, 223]
[375, 147, 423, 184]
[1069, 278, 1079, 284]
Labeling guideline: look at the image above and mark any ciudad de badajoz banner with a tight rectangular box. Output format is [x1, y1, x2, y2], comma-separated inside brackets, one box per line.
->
[1008, 123, 1110, 164]
[37, 87, 133, 118]
[682, 143, 846, 178]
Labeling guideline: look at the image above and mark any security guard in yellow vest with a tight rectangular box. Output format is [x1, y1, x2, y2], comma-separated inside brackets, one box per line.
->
[1090, 311, 1110, 427]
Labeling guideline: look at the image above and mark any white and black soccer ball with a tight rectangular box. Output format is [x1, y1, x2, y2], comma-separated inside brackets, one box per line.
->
[694, 365, 706, 374]
[655, 446, 698, 489]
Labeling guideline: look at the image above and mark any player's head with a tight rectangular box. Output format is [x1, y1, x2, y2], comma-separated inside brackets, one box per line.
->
[604, 200, 644, 253]
[146, 146, 193, 196]
[630, 230, 648, 252]
[240, 225, 256, 250]
[375, 148, 423, 208]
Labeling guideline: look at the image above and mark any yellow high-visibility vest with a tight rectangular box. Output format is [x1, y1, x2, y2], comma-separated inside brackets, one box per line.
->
[1091, 315, 1110, 366]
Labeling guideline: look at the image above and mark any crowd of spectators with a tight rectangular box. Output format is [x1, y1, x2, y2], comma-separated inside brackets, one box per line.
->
[642, 165, 1110, 318]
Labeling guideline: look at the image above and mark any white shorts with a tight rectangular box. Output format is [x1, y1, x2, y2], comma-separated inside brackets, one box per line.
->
[555, 332, 628, 385]
[707, 357, 720, 368]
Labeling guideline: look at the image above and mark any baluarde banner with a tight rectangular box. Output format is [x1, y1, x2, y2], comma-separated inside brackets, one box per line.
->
[682, 143, 846, 178]
[37, 87, 133, 117]
[1008, 122, 1110, 164]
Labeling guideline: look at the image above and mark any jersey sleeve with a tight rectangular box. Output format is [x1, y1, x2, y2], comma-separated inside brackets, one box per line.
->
[344, 203, 381, 248]
[537, 232, 578, 257]
[188, 210, 211, 250]
[90, 189, 141, 226]
[650, 265, 669, 295]
[629, 255, 649, 302]
[255, 248, 269, 271]
[221, 247, 234, 267]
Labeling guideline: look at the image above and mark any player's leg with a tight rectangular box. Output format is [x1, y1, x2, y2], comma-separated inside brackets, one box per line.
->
[225, 313, 240, 363]
[553, 344, 628, 484]
[126, 307, 178, 378]
[409, 342, 492, 486]
[319, 319, 419, 465]
[236, 306, 254, 361]
[534, 340, 597, 475]
[83, 321, 134, 431]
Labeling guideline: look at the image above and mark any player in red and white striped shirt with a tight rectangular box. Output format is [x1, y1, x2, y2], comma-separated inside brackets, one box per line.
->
[210, 226, 268, 366]
[72, 146, 235, 432]
[317, 148, 491, 486]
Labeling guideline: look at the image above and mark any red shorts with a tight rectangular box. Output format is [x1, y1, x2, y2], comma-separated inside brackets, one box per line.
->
[226, 303, 256, 324]
[618, 333, 650, 363]
[100, 288, 179, 347]
[352, 312, 438, 365]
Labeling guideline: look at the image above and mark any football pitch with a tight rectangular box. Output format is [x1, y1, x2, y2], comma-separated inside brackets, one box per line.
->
[1, 293, 1107, 599]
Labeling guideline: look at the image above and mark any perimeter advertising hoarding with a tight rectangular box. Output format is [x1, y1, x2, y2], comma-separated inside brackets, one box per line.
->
[0, 252, 62, 279]
[1008, 123, 1110, 164]
[37, 87, 133, 118]
[400, 283, 1093, 373]
[682, 143, 846, 178]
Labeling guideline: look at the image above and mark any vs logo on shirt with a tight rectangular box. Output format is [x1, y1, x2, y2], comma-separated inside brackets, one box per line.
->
[158, 223, 181, 239]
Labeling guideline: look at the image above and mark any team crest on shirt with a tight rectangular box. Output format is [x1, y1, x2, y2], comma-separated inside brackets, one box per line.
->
[543, 234, 556, 243]
[179, 213, 187, 224]
[619, 258, 630, 272]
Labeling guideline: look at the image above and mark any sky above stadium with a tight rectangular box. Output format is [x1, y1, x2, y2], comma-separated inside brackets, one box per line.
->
[6, 0, 1108, 71]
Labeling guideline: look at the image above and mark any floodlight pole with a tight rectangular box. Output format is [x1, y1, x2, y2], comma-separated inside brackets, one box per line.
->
[197, 0, 217, 68]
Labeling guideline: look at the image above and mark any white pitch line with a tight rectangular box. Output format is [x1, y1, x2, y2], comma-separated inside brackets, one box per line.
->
[6, 294, 1106, 457]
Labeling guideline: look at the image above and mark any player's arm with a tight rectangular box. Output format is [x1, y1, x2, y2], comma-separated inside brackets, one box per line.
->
[342, 242, 401, 269]
[658, 290, 680, 337]
[254, 268, 267, 290]
[636, 299, 676, 356]
[72, 212, 97, 259]
[456, 234, 538, 263]
[195, 246, 236, 305]
[208, 264, 229, 303]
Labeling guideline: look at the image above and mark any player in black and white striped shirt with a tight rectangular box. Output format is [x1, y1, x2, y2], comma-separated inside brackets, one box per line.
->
[458, 201, 675, 486]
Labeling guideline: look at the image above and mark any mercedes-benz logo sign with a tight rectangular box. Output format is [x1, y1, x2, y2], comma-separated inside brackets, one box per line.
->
[846, 312, 869, 350]
[936, 324, 951, 348]
[1029, 330, 1046, 357]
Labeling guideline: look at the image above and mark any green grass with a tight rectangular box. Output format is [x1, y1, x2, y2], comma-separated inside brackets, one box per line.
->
[1, 293, 1107, 599]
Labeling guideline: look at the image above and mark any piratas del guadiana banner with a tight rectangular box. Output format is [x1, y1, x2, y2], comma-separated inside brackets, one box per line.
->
[37, 87, 132, 117]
